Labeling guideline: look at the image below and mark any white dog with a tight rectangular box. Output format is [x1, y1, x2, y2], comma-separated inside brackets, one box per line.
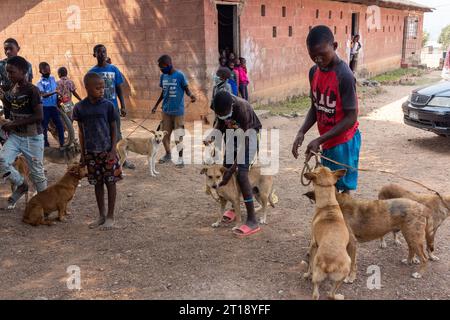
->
[116, 130, 167, 176]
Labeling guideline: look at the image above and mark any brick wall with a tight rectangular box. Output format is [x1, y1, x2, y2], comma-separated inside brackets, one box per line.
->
[0, 0, 210, 120]
[0, 0, 424, 119]
[204, 0, 424, 105]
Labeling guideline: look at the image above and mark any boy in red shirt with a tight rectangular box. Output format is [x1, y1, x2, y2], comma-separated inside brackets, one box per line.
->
[292, 25, 361, 193]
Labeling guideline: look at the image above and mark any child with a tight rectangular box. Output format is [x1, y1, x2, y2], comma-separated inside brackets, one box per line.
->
[227, 60, 239, 96]
[0, 56, 47, 207]
[56, 67, 82, 120]
[73, 72, 122, 231]
[219, 56, 227, 68]
[204, 91, 262, 237]
[151, 54, 196, 168]
[89, 44, 135, 169]
[292, 25, 361, 193]
[349, 34, 362, 73]
[0, 38, 33, 94]
[211, 67, 232, 110]
[236, 57, 249, 101]
[37, 62, 65, 148]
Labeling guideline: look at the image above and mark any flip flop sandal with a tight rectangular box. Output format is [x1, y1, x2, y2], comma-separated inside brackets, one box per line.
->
[233, 224, 261, 238]
[222, 210, 236, 223]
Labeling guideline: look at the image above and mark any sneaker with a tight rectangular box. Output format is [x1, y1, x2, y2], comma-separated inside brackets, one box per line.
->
[175, 158, 184, 168]
[159, 154, 172, 164]
[123, 160, 136, 170]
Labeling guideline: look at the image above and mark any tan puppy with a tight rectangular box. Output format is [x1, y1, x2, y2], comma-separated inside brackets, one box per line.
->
[201, 164, 276, 228]
[23, 164, 87, 226]
[303, 167, 351, 300]
[379, 183, 449, 261]
[116, 130, 167, 176]
[304, 189, 432, 280]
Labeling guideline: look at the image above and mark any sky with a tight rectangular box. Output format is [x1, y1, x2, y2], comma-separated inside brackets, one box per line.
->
[415, 0, 450, 42]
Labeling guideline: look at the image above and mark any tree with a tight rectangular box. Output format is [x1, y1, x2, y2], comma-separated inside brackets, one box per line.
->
[438, 24, 450, 50]
[422, 31, 429, 47]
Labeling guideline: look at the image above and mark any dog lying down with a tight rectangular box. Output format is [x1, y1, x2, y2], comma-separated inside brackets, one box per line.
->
[379, 183, 450, 261]
[116, 130, 167, 176]
[201, 164, 277, 228]
[23, 164, 87, 226]
[304, 184, 432, 280]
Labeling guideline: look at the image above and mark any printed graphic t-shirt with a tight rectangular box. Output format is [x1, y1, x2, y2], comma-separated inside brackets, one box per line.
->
[57, 77, 76, 103]
[3, 83, 43, 137]
[89, 64, 124, 108]
[37, 75, 58, 107]
[309, 59, 359, 150]
[159, 70, 188, 116]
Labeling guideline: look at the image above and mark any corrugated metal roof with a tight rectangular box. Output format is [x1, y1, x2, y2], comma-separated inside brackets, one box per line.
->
[332, 0, 433, 12]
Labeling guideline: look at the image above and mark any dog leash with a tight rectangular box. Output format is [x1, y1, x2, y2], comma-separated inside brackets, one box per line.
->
[302, 150, 450, 211]
[126, 118, 154, 138]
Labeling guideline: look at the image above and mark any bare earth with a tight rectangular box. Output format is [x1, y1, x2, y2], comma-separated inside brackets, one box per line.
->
[0, 71, 449, 300]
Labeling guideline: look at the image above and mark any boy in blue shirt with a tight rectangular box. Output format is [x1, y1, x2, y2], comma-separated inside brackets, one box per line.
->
[152, 55, 196, 168]
[89, 44, 135, 169]
[37, 62, 65, 148]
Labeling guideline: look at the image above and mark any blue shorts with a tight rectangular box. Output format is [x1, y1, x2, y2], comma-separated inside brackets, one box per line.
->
[321, 130, 361, 191]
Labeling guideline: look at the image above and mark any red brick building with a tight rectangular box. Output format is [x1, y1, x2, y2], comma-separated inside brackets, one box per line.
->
[0, 0, 431, 120]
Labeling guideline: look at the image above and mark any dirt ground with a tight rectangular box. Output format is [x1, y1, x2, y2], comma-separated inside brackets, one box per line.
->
[0, 71, 449, 300]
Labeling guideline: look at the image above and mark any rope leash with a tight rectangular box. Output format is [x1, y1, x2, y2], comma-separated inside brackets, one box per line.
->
[302, 150, 450, 212]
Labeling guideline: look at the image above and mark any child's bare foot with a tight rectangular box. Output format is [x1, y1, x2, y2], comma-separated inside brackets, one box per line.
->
[99, 218, 115, 231]
[89, 216, 106, 229]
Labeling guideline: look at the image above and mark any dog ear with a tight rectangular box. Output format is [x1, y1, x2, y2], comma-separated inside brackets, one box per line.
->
[149, 130, 156, 135]
[162, 130, 168, 136]
[220, 166, 227, 174]
[334, 169, 347, 179]
[200, 167, 208, 175]
[303, 172, 316, 181]
[303, 191, 316, 202]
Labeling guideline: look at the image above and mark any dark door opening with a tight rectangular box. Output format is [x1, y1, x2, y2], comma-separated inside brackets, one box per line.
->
[217, 4, 239, 56]
[351, 12, 359, 36]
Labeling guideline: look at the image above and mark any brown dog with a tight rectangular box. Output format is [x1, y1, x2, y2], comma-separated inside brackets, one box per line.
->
[23, 164, 87, 226]
[304, 187, 432, 280]
[379, 183, 449, 261]
[201, 164, 277, 228]
[303, 167, 351, 300]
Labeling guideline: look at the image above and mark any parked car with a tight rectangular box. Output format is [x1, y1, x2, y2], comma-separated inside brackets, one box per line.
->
[402, 81, 450, 136]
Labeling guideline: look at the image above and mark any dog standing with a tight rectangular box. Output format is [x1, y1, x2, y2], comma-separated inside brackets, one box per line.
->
[302, 167, 351, 300]
[379, 183, 449, 261]
[23, 164, 87, 226]
[304, 188, 432, 280]
[116, 130, 167, 176]
[201, 164, 277, 228]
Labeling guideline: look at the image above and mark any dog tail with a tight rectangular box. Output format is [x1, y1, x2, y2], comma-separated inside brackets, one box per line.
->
[116, 139, 128, 166]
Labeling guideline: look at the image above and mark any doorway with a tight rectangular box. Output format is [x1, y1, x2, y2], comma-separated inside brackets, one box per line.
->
[217, 4, 240, 57]
[351, 12, 360, 36]
[402, 16, 419, 65]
